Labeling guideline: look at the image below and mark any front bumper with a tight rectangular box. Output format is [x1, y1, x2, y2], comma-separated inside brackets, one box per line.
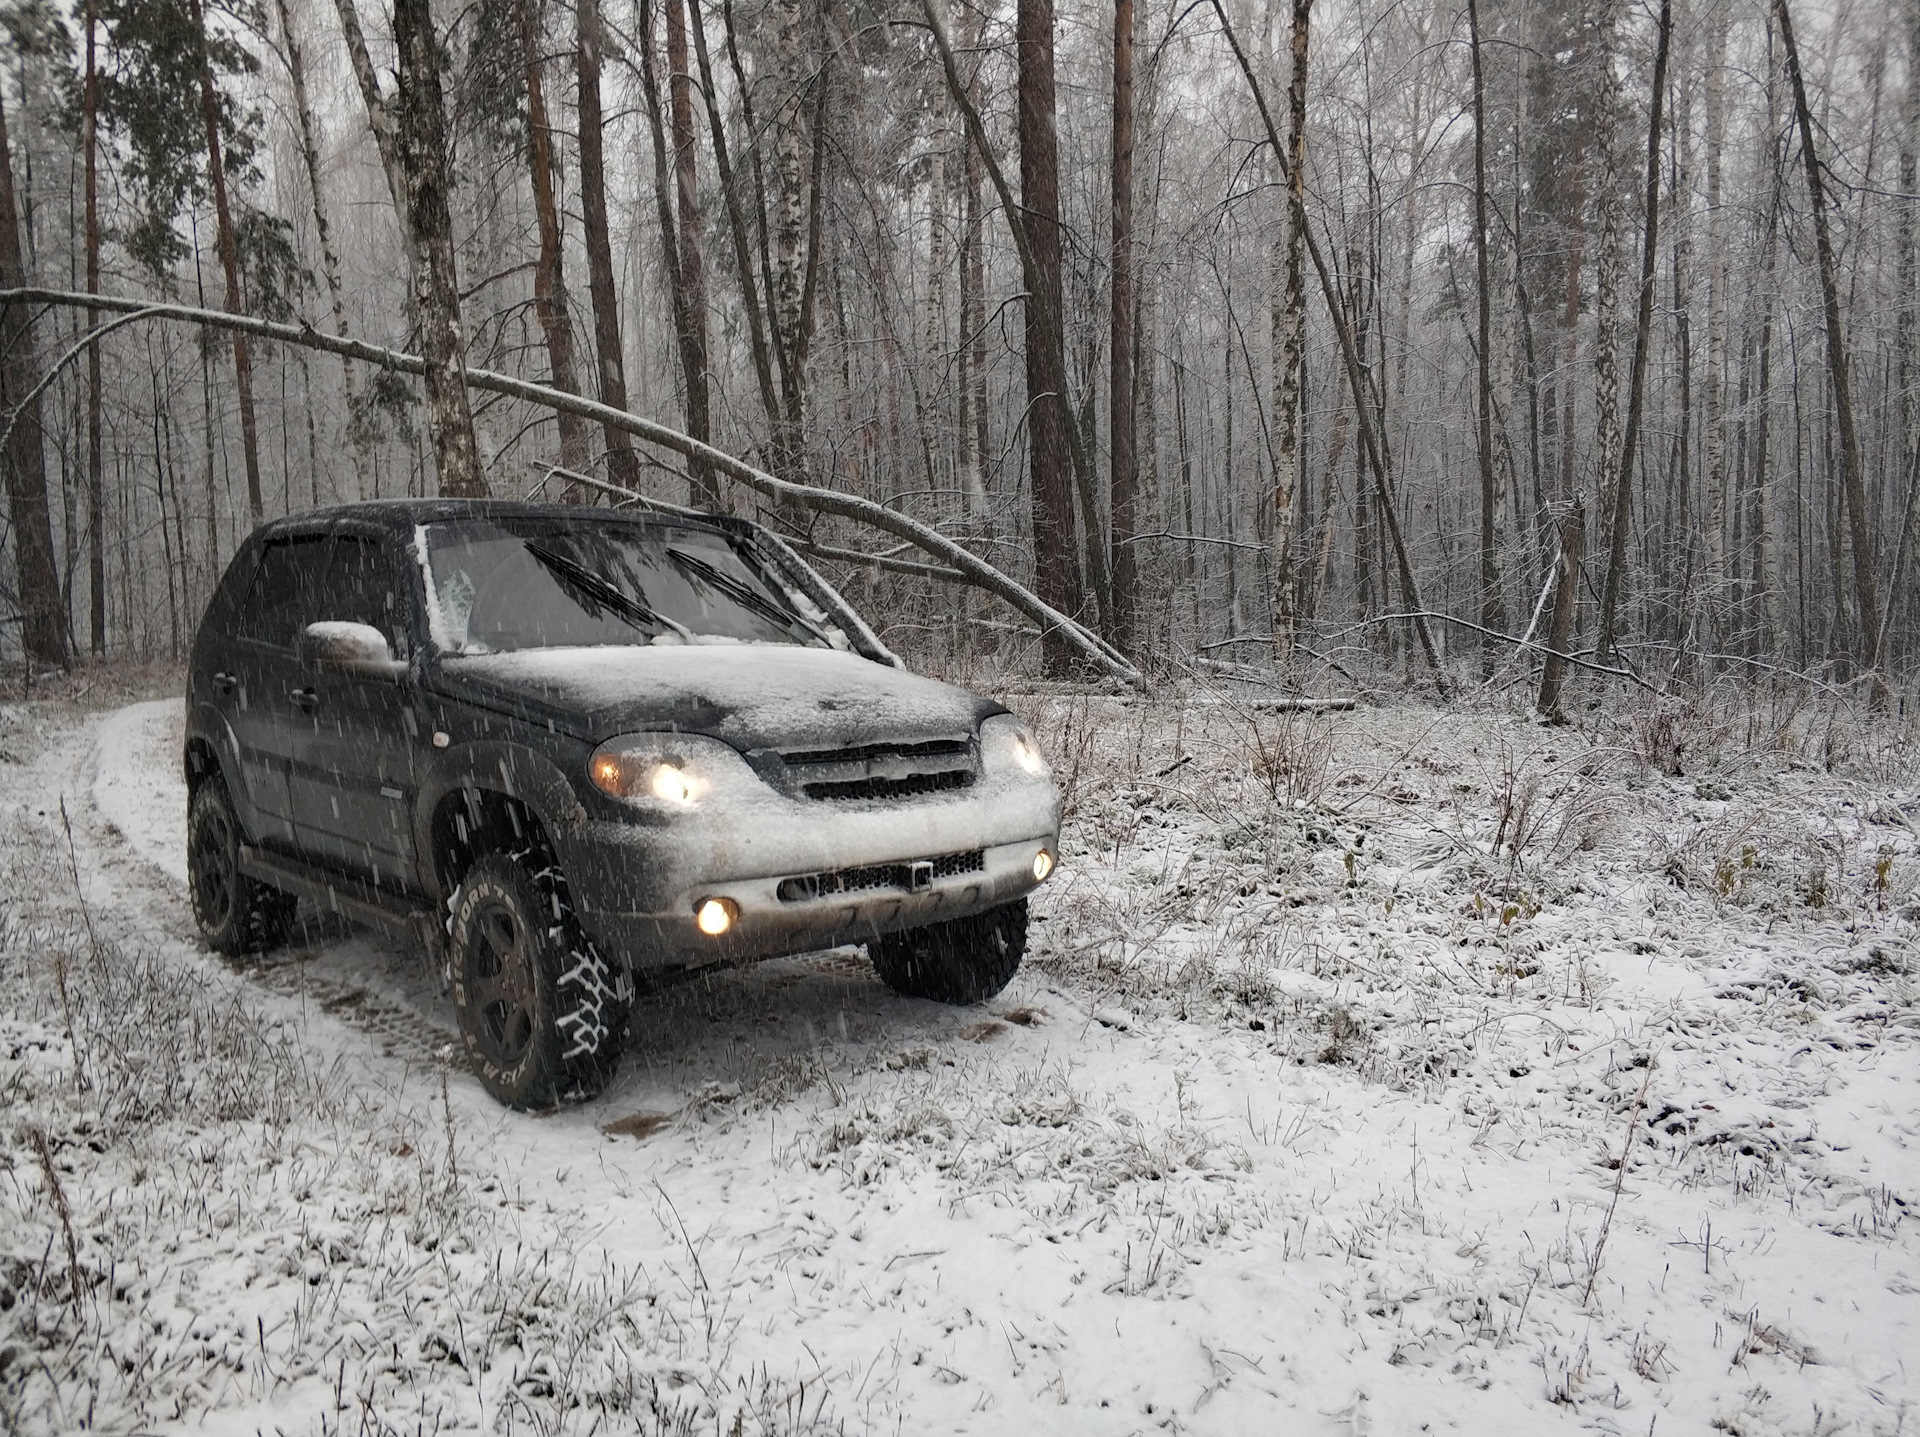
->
[557, 778, 1060, 968]
[579, 836, 1051, 966]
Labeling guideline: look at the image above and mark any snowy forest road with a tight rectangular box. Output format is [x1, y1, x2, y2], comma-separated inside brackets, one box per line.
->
[2, 692, 1917, 1434]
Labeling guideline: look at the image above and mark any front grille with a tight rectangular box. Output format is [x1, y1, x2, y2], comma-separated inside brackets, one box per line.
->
[802, 769, 974, 802]
[777, 734, 978, 802]
[781, 738, 971, 766]
[777, 849, 985, 903]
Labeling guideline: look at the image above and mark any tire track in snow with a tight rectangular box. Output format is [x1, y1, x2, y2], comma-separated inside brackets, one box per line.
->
[81, 698, 461, 1069]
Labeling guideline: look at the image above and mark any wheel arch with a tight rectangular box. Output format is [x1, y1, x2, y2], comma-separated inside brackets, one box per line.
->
[183, 703, 245, 798]
[184, 735, 222, 795]
[416, 742, 586, 899]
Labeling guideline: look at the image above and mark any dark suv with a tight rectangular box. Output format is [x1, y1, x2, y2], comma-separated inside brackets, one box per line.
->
[184, 500, 1060, 1108]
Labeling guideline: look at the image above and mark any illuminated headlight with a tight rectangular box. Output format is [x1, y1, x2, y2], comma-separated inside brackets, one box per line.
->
[1032, 848, 1055, 882]
[590, 750, 704, 804]
[981, 713, 1052, 779]
[589, 733, 749, 805]
[695, 897, 737, 935]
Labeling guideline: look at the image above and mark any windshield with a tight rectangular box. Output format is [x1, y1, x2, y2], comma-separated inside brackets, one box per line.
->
[422, 518, 832, 654]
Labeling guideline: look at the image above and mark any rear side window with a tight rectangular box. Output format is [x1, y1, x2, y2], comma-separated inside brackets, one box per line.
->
[321, 534, 403, 646]
[235, 534, 329, 648]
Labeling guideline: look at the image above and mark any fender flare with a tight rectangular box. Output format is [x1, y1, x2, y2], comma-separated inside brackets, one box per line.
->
[412, 741, 588, 895]
[183, 703, 257, 834]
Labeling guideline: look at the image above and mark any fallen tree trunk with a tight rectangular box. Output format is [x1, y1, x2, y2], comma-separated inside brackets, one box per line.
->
[539, 462, 971, 582]
[0, 287, 1141, 687]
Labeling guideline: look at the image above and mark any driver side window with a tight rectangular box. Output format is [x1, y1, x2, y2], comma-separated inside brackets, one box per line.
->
[322, 534, 402, 651]
[234, 534, 327, 649]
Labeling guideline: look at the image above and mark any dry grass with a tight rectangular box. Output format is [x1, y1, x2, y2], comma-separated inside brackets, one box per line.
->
[0, 723, 851, 1436]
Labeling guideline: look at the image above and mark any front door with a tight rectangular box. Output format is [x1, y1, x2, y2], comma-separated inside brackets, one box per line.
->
[226, 532, 330, 854]
[288, 527, 422, 893]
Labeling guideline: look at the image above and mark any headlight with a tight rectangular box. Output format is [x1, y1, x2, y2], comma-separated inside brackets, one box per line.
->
[588, 733, 751, 806]
[981, 713, 1051, 779]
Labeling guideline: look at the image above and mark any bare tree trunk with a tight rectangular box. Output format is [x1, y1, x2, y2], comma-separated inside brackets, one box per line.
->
[1537, 498, 1585, 718]
[1596, 0, 1672, 662]
[687, 1, 779, 431]
[1209, 0, 1446, 690]
[83, 0, 103, 651]
[0, 92, 68, 666]
[1468, 0, 1502, 673]
[924, 0, 1108, 643]
[923, 43, 951, 513]
[575, 0, 642, 492]
[1752, 200, 1783, 651]
[331, 0, 419, 278]
[1268, 0, 1309, 665]
[957, 64, 988, 521]
[638, 0, 717, 508]
[518, 0, 589, 485]
[1593, 155, 1621, 535]
[190, 0, 264, 526]
[391, 0, 486, 497]
[1884, 0, 1920, 663]
[1111, 0, 1138, 655]
[664, 0, 714, 504]
[275, 0, 364, 503]
[1557, 218, 1583, 502]
[1016, 0, 1090, 665]
[1670, 56, 1696, 656]
[1776, 0, 1882, 681]
[766, 0, 814, 487]
[1701, 0, 1730, 655]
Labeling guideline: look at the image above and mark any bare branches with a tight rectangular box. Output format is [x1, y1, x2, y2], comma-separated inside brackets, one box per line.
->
[0, 287, 1141, 687]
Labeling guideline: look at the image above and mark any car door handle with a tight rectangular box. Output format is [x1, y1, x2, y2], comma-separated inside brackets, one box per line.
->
[211, 671, 238, 695]
[289, 686, 318, 712]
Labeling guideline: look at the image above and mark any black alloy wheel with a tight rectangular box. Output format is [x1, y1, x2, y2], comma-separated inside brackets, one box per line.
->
[464, 894, 539, 1073]
[449, 851, 629, 1109]
[187, 778, 297, 954]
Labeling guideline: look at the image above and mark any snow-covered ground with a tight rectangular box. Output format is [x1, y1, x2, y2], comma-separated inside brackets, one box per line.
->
[2, 683, 1916, 1434]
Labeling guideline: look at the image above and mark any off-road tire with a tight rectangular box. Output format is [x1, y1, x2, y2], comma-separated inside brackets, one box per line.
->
[187, 778, 297, 955]
[869, 898, 1027, 1005]
[449, 851, 630, 1109]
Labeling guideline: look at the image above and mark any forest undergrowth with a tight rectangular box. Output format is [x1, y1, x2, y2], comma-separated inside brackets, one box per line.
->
[0, 673, 1916, 1433]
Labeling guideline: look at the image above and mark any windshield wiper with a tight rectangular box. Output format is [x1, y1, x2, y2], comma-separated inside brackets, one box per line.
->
[667, 546, 825, 641]
[525, 541, 694, 641]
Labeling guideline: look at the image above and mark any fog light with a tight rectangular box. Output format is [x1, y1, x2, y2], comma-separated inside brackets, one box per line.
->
[1031, 849, 1055, 882]
[695, 897, 737, 936]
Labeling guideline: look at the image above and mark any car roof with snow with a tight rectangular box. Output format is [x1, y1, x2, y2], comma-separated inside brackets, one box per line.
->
[252, 498, 726, 536]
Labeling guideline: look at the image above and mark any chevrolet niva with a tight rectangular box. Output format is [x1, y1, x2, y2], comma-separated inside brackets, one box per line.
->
[184, 500, 1061, 1108]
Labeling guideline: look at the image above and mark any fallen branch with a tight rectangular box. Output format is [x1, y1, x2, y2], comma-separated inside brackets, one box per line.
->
[1583, 1052, 1658, 1306]
[539, 462, 975, 583]
[1320, 610, 1659, 692]
[2, 287, 1140, 687]
[1241, 697, 1356, 712]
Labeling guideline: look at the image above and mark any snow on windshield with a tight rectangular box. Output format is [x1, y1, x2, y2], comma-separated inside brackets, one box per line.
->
[421, 518, 836, 654]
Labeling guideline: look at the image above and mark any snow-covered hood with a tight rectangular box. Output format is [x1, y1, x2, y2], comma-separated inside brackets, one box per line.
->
[432, 644, 1003, 751]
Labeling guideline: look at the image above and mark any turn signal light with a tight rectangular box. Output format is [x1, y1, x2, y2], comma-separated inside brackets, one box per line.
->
[1032, 849, 1055, 882]
[695, 897, 738, 936]
[589, 753, 627, 795]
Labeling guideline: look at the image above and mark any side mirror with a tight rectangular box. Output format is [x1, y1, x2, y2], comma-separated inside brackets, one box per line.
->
[302, 621, 407, 679]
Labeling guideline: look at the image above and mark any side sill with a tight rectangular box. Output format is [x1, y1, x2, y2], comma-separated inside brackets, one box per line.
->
[238, 844, 443, 958]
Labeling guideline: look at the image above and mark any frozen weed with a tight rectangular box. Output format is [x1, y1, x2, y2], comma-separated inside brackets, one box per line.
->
[0, 791, 852, 1436]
